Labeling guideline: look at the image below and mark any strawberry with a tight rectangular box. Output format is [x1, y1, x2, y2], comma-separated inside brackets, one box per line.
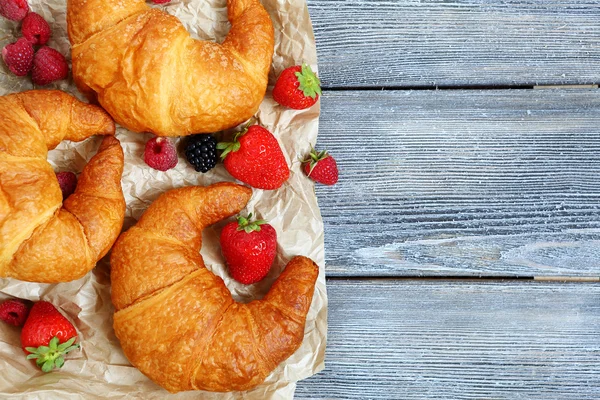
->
[21, 301, 79, 372]
[0, 0, 29, 21]
[2, 38, 34, 76]
[273, 64, 322, 110]
[22, 12, 52, 46]
[144, 136, 178, 171]
[302, 148, 339, 185]
[217, 125, 289, 190]
[220, 214, 277, 284]
[0, 299, 30, 327]
[31, 46, 69, 86]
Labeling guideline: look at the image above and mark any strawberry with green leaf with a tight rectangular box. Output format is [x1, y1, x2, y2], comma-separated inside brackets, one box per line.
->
[302, 147, 339, 185]
[273, 63, 322, 110]
[21, 301, 80, 372]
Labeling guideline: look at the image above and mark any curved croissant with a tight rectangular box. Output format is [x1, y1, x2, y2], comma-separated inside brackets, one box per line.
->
[111, 183, 319, 393]
[0, 90, 125, 283]
[67, 0, 275, 137]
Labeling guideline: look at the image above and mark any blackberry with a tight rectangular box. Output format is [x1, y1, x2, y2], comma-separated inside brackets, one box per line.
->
[184, 134, 218, 173]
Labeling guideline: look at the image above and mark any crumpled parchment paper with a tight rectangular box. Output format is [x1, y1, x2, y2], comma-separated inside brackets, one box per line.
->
[0, 0, 326, 398]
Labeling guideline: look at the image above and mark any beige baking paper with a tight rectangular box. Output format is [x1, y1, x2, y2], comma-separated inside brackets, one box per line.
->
[0, 0, 326, 398]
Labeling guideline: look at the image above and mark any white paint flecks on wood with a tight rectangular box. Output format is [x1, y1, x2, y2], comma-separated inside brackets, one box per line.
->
[306, 0, 600, 87]
[296, 280, 600, 399]
[316, 89, 600, 277]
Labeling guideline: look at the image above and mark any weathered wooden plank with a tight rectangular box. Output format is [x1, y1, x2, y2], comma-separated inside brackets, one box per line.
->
[296, 280, 600, 399]
[307, 0, 600, 88]
[317, 89, 600, 277]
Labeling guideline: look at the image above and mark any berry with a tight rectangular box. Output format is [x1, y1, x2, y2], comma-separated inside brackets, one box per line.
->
[0, 299, 30, 327]
[273, 64, 321, 110]
[0, 0, 29, 21]
[220, 214, 277, 284]
[31, 46, 69, 86]
[152, 0, 172, 3]
[21, 301, 79, 372]
[217, 125, 289, 190]
[2, 38, 34, 76]
[55, 171, 77, 200]
[184, 134, 217, 173]
[302, 148, 338, 185]
[22, 12, 52, 46]
[144, 136, 178, 171]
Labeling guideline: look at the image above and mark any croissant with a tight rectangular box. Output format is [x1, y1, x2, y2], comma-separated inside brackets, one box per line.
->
[110, 183, 319, 393]
[67, 0, 275, 137]
[0, 90, 125, 283]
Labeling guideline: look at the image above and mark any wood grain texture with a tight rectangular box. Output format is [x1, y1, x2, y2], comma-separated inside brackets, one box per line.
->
[307, 0, 600, 88]
[296, 280, 600, 399]
[317, 89, 600, 277]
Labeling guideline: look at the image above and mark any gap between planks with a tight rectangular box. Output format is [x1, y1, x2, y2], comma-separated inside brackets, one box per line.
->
[321, 84, 599, 91]
[326, 276, 600, 282]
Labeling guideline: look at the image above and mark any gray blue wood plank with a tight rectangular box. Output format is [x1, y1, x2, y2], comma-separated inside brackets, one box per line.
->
[307, 0, 600, 88]
[296, 279, 600, 399]
[317, 89, 600, 277]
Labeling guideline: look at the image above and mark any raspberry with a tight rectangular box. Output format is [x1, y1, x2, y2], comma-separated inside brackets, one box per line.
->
[0, 299, 30, 327]
[152, 0, 172, 3]
[184, 134, 218, 173]
[0, 0, 29, 21]
[2, 38, 34, 76]
[144, 137, 178, 171]
[55, 171, 77, 200]
[22, 12, 52, 46]
[31, 46, 69, 86]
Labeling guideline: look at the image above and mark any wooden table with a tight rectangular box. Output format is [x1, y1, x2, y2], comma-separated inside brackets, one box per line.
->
[296, 1, 600, 398]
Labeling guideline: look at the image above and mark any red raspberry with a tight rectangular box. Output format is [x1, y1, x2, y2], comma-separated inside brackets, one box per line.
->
[2, 38, 34, 76]
[55, 171, 77, 200]
[22, 12, 51, 46]
[144, 137, 178, 171]
[302, 148, 339, 185]
[0, 299, 30, 327]
[31, 46, 69, 86]
[0, 0, 29, 21]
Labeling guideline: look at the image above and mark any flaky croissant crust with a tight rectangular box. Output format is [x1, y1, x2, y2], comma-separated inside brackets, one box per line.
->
[110, 183, 319, 392]
[67, 0, 275, 136]
[0, 90, 125, 283]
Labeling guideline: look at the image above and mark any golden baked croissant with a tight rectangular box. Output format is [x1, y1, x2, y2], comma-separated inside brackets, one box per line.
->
[0, 90, 125, 283]
[67, 0, 275, 137]
[111, 183, 319, 393]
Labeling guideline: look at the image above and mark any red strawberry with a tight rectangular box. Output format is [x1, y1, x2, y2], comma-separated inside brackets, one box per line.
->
[22, 12, 52, 45]
[273, 64, 321, 110]
[31, 46, 69, 86]
[0, 299, 30, 327]
[221, 214, 277, 284]
[302, 148, 339, 185]
[21, 301, 79, 372]
[144, 136, 178, 171]
[55, 171, 77, 200]
[217, 125, 289, 190]
[0, 0, 29, 21]
[2, 38, 34, 76]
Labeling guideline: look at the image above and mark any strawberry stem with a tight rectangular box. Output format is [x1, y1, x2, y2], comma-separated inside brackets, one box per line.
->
[25, 336, 79, 373]
[295, 64, 322, 99]
[236, 213, 267, 233]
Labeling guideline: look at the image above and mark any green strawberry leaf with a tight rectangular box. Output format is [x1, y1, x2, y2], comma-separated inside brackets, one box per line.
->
[25, 336, 80, 373]
[302, 146, 329, 176]
[295, 64, 322, 99]
[236, 213, 268, 233]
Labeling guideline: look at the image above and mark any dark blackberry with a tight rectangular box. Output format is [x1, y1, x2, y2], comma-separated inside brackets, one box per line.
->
[184, 134, 218, 173]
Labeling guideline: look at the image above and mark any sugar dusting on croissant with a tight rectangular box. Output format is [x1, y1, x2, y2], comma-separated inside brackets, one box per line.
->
[67, 0, 275, 137]
[110, 183, 319, 392]
[0, 90, 125, 283]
